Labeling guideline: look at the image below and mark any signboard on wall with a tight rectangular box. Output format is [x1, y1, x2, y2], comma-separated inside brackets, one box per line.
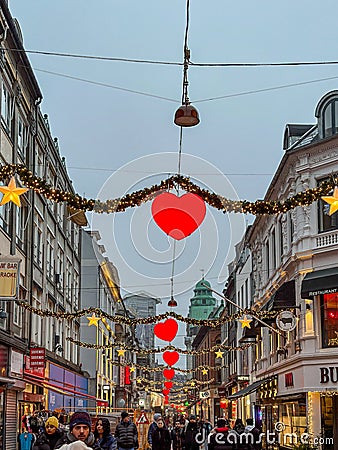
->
[29, 348, 45, 368]
[10, 350, 23, 377]
[0, 259, 20, 298]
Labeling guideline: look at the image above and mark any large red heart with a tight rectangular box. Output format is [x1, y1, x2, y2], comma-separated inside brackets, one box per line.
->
[163, 368, 175, 380]
[163, 350, 180, 366]
[151, 192, 206, 240]
[164, 381, 173, 389]
[154, 319, 178, 342]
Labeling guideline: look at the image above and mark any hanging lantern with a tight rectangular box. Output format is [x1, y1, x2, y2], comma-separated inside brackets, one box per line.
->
[174, 104, 200, 127]
[168, 296, 178, 307]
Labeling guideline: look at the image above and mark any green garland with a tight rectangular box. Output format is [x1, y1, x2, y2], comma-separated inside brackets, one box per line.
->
[1, 164, 336, 215]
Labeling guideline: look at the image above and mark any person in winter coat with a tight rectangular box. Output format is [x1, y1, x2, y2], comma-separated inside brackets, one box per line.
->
[33, 417, 65, 450]
[115, 412, 138, 450]
[55, 412, 95, 449]
[171, 420, 185, 450]
[147, 414, 162, 447]
[184, 416, 199, 450]
[208, 419, 233, 450]
[151, 418, 171, 450]
[93, 418, 117, 450]
[58, 443, 93, 450]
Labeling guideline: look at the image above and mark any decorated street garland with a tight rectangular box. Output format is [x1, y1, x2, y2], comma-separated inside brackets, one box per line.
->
[1, 164, 337, 216]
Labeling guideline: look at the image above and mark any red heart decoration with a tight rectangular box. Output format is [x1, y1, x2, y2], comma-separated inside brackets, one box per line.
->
[164, 396, 169, 405]
[152, 192, 206, 240]
[164, 381, 173, 389]
[154, 319, 178, 342]
[163, 350, 180, 366]
[162, 388, 170, 396]
[163, 368, 175, 380]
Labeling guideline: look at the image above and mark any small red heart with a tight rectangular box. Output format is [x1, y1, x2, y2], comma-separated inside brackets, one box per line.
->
[163, 368, 175, 380]
[154, 319, 178, 342]
[152, 192, 206, 240]
[163, 350, 180, 366]
[164, 381, 173, 389]
[164, 396, 169, 405]
[162, 388, 170, 396]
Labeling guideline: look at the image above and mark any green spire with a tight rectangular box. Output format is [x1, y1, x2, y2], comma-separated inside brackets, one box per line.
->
[188, 278, 216, 320]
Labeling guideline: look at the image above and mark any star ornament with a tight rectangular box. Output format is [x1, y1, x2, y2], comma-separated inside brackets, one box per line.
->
[215, 350, 224, 359]
[239, 315, 252, 329]
[0, 177, 28, 207]
[322, 187, 338, 216]
[202, 369, 208, 376]
[117, 348, 126, 357]
[130, 366, 136, 373]
[87, 314, 100, 327]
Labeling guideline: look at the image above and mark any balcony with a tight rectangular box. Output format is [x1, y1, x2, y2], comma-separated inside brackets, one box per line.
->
[315, 229, 338, 249]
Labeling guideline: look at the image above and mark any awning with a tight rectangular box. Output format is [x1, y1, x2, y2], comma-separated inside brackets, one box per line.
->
[0, 376, 26, 390]
[301, 267, 338, 298]
[271, 280, 296, 309]
[228, 378, 272, 400]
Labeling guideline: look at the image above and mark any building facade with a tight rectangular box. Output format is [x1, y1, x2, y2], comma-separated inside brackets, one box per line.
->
[226, 91, 338, 449]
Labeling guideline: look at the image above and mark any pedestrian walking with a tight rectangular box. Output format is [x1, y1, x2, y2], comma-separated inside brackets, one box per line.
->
[33, 416, 65, 450]
[184, 416, 199, 450]
[147, 414, 162, 448]
[172, 420, 185, 450]
[151, 418, 171, 450]
[55, 412, 95, 448]
[208, 419, 233, 450]
[115, 412, 138, 450]
[93, 418, 117, 450]
[244, 419, 261, 450]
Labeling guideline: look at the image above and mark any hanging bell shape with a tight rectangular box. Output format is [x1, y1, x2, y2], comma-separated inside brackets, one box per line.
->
[174, 104, 200, 127]
[168, 296, 178, 307]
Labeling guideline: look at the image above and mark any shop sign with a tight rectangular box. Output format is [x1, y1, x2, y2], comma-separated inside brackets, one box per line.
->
[276, 311, 297, 332]
[320, 367, 338, 383]
[10, 350, 23, 377]
[30, 348, 45, 368]
[237, 375, 250, 382]
[310, 288, 338, 296]
[0, 259, 20, 298]
[24, 356, 45, 379]
[23, 393, 44, 402]
[199, 390, 210, 399]
[97, 400, 108, 407]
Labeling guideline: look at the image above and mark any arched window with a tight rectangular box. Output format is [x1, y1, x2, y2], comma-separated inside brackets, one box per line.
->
[322, 99, 338, 137]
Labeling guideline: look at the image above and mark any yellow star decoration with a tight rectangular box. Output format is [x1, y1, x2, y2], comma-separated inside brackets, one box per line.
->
[117, 348, 126, 357]
[239, 315, 252, 329]
[87, 314, 100, 327]
[202, 369, 208, 376]
[137, 378, 142, 384]
[129, 366, 135, 373]
[322, 187, 338, 216]
[190, 381, 196, 387]
[215, 350, 224, 359]
[0, 177, 28, 207]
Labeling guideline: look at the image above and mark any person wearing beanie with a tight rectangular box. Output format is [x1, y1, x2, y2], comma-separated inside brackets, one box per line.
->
[33, 416, 65, 450]
[55, 412, 95, 449]
[208, 418, 233, 450]
[184, 416, 199, 450]
[147, 414, 162, 447]
[115, 411, 138, 450]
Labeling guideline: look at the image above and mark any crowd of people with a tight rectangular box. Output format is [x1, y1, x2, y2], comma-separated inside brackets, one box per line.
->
[19, 410, 262, 450]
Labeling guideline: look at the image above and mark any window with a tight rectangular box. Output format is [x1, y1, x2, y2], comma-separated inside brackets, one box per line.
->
[56, 246, 64, 288]
[17, 114, 28, 160]
[46, 230, 55, 280]
[322, 99, 338, 137]
[271, 229, 276, 270]
[321, 293, 338, 348]
[31, 292, 42, 345]
[318, 180, 338, 232]
[0, 202, 10, 233]
[35, 146, 44, 178]
[16, 206, 27, 250]
[265, 240, 270, 280]
[1, 83, 13, 132]
[33, 213, 43, 267]
[13, 301, 22, 328]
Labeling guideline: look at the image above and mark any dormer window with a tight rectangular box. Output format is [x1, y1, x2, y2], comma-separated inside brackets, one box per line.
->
[315, 90, 338, 139]
[322, 99, 338, 137]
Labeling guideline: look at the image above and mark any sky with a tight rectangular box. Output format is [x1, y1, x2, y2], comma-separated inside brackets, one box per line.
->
[9, 0, 338, 358]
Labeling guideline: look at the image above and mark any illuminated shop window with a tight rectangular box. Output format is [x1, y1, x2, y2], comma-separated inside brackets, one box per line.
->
[321, 292, 338, 348]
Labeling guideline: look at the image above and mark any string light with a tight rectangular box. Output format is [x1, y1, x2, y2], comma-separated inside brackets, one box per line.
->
[18, 301, 279, 327]
[1, 164, 336, 216]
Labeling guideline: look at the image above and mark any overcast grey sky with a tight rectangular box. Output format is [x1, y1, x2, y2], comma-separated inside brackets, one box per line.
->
[9, 1, 338, 354]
